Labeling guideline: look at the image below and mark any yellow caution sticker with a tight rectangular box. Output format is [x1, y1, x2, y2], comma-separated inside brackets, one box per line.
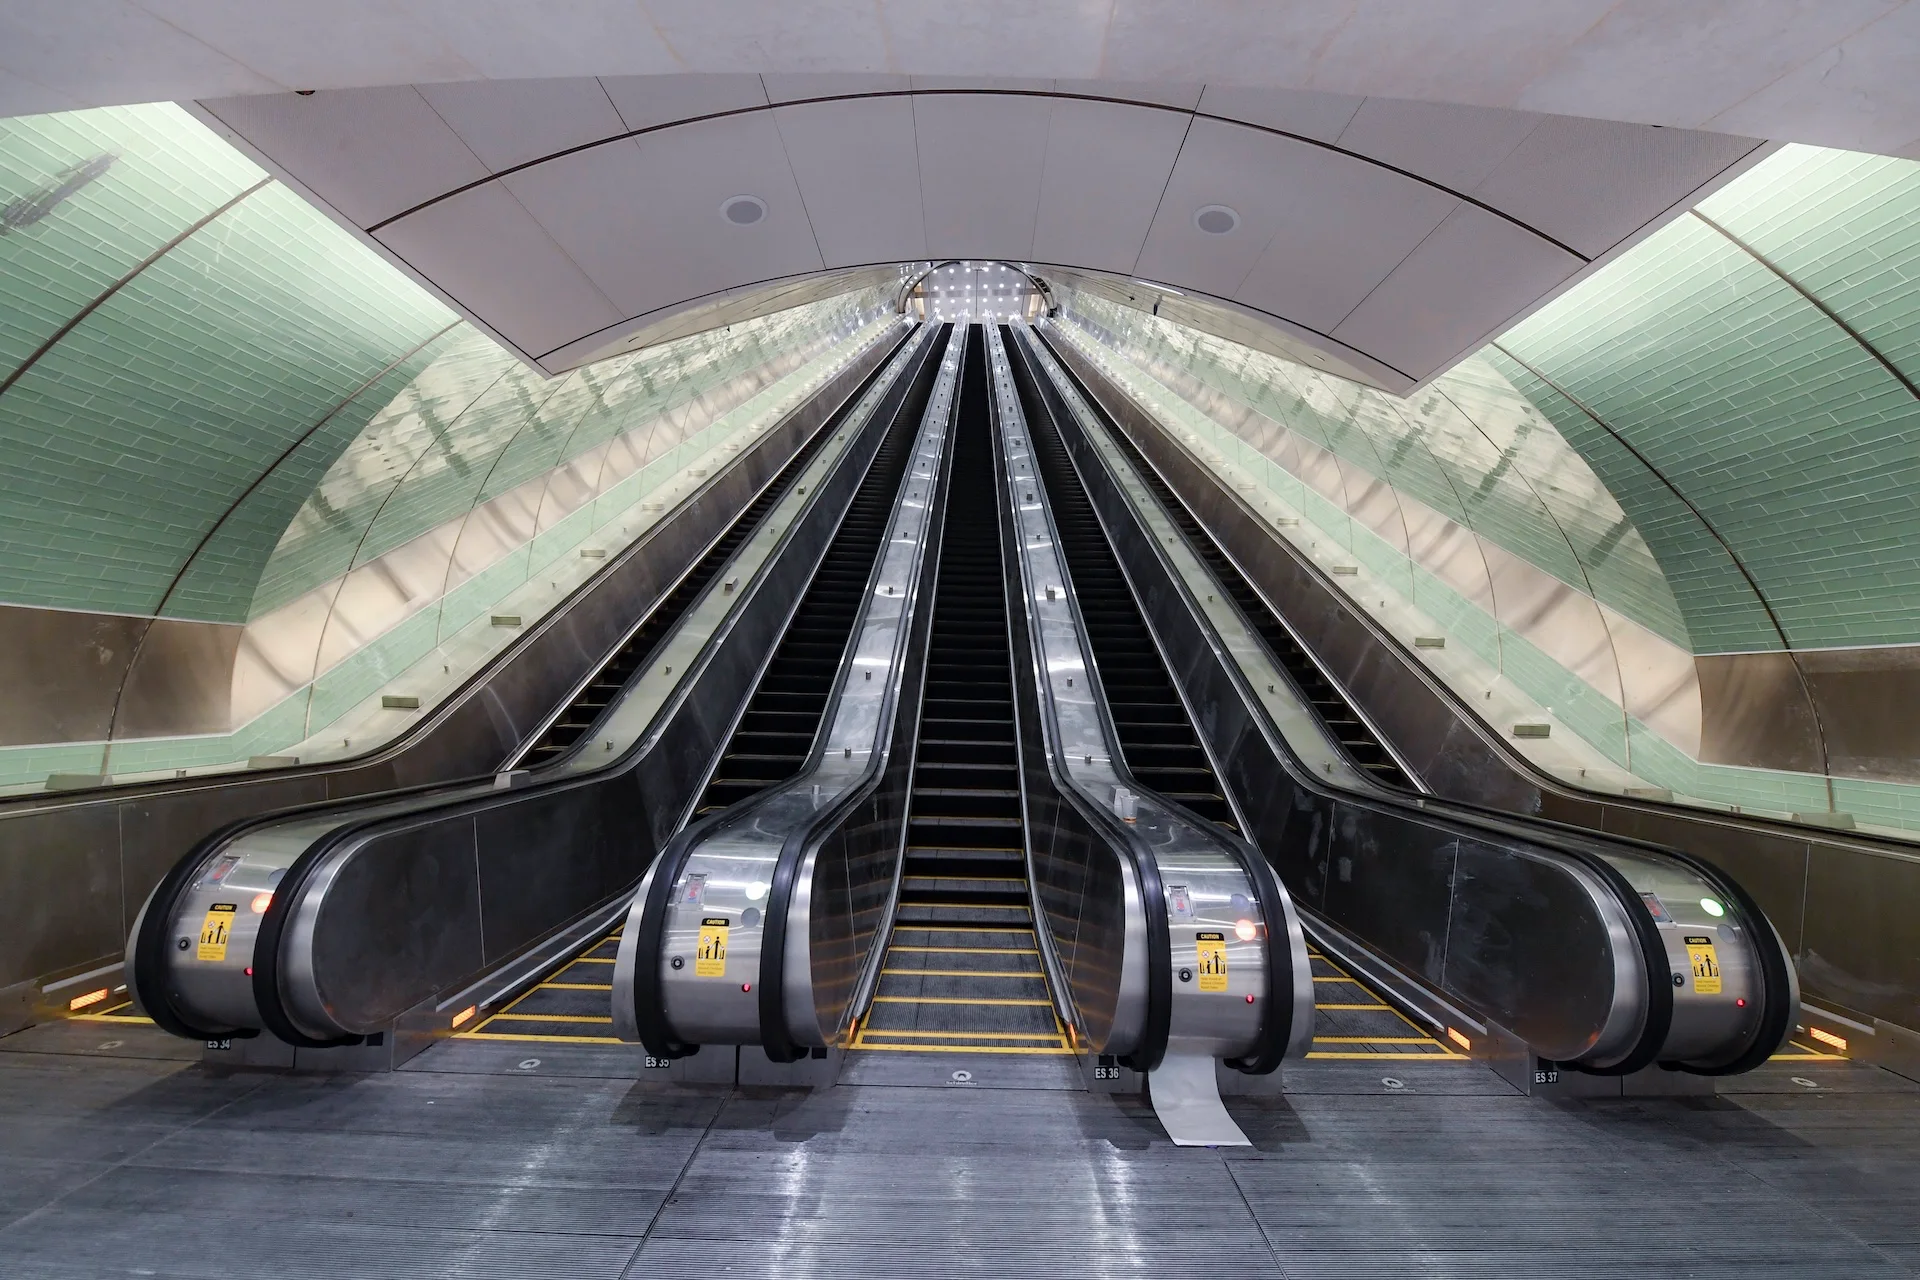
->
[1685, 935, 1721, 995]
[1195, 931, 1228, 993]
[696, 917, 730, 978]
[197, 903, 237, 963]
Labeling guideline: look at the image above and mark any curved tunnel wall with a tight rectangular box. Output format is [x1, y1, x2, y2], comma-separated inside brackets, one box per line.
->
[0, 103, 893, 790]
[1055, 142, 1920, 838]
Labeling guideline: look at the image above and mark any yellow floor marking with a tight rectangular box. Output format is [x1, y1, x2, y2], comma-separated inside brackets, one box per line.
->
[1316, 1002, 1392, 1011]
[1308, 1050, 1468, 1061]
[565, 956, 615, 964]
[881, 968, 1041, 979]
[490, 1013, 614, 1024]
[871, 995, 1052, 1006]
[68, 1013, 153, 1024]
[1771, 1052, 1845, 1061]
[459, 1032, 623, 1045]
[888, 946, 1040, 955]
[852, 1042, 1075, 1055]
[1314, 975, 1363, 983]
[1313, 1036, 1445, 1045]
[539, 982, 613, 991]
[855, 1028, 1065, 1040]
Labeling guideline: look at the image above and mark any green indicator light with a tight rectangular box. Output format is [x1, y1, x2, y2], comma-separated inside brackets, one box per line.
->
[1699, 898, 1725, 918]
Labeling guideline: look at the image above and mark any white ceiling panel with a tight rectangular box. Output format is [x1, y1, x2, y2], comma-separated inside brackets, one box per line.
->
[774, 96, 928, 267]
[914, 94, 1051, 260]
[598, 73, 768, 133]
[1334, 98, 1543, 192]
[201, 87, 487, 226]
[1134, 118, 1352, 302]
[1473, 115, 1761, 256]
[1334, 202, 1583, 378]
[374, 181, 621, 361]
[1031, 100, 1188, 276]
[1195, 85, 1365, 143]
[136, 0, 488, 90]
[1231, 146, 1458, 334]
[639, 0, 892, 71]
[411, 0, 681, 80]
[762, 73, 912, 103]
[418, 78, 625, 173]
[503, 112, 823, 320]
[1, 0, 278, 104]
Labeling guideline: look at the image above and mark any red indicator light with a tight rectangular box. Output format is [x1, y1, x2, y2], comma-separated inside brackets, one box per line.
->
[1245, 994, 1255, 1004]
[244, 966, 254, 976]
[1735, 998, 1747, 1008]
[741, 983, 752, 993]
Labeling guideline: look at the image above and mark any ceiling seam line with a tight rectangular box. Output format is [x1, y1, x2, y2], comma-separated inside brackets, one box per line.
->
[1321, 200, 1464, 333]
[1689, 209, 1920, 401]
[359, 89, 1586, 258]
[763, 93, 830, 274]
[1128, 109, 1196, 278]
[1487, 339, 1837, 794]
[534, 255, 1413, 381]
[0, 177, 270, 402]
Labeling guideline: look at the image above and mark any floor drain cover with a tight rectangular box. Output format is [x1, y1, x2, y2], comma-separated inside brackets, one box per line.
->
[518, 1058, 541, 1070]
[950, 1069, 973, 1083]
[1381, 1077, 1405, 1090]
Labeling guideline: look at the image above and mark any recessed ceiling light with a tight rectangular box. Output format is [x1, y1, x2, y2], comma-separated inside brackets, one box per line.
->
[1194, 204, 1239, 235]
[720, 195, 767, 225]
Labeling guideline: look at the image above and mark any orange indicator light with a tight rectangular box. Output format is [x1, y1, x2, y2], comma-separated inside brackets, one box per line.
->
[250, 893, 273, 914]
[1234, 919, 1257, 942]
[67, 988, 108, 1011]
[1809, 1027, 1848, 1051]
[1446, 1028, 1472, 1051]
[451, 1005, 477, 1028]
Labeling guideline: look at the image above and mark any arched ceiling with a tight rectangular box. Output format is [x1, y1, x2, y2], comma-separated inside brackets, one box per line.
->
[191, 78, 1761, 392]
[4, 2, 1918, 155]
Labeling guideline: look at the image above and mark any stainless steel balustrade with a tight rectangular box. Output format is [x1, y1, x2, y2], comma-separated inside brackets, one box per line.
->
[987, 325, 1312, 1146]
[614, 326, 966, 1061]
[126, 325, 944, 1052]
[4, 322, 908, 1030]
[1020, 324, 1796, 1080]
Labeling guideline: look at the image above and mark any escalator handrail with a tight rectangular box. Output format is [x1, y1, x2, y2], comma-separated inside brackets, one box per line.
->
[154, 325, 932, 1048]
[1031, 327, 1687, 1074]
[627, 325, 949, 1060]
[1005, 327, 1300, 1075]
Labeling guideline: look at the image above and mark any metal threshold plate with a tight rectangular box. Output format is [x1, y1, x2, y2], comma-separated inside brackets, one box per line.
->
[1149, 1052, 1250, 1147]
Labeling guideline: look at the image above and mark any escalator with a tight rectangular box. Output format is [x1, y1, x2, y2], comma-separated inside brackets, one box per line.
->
[1011, 330, 1237, 832]
[518, 419, 839, 767]
[689, 333, 946, 816]
[126, 326, 947, 1055]
[856, 334, 1068, 1056]
[1016, 324, 1797, 1083]
[1090, 421, 1414, 791]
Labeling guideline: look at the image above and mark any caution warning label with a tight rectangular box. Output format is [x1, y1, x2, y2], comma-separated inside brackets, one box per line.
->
[1685, 935, 1721, 995]
[1195, 931, 1228, 993]
[197, 903, 237, 963]
[696, 917, 730, 978]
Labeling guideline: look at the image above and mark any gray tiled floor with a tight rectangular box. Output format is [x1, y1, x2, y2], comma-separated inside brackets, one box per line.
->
[1, 1023, 1916, 1278]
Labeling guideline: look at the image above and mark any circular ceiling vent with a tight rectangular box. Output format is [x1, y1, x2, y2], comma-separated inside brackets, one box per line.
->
[1193, 204, 1239, 235]
[720, 195, 767, 226]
